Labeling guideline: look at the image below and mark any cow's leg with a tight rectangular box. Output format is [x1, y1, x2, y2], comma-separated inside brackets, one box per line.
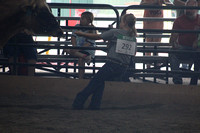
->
[27, 59, 36, 76]
[8, 57, 18, 75]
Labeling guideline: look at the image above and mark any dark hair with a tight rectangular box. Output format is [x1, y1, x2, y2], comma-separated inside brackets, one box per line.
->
[121, 13, 137, 36]
[81, 11, 96, 33]
[81, 11, 94, 25]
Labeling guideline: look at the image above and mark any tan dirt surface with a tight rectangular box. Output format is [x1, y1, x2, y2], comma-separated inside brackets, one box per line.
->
[0, 76, 200, 133]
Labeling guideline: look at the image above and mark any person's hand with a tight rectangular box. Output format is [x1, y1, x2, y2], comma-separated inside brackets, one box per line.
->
[171, 42, 181, 49]
[63, 49, 70, 53]
[194, 25, 200, 49]
[192, 38, 198, 49]
[75, 31, 83, 36]
[83, 42, 91, 47]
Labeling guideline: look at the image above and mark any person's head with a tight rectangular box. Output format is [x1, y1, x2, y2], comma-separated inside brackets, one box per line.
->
[184, 0, 198, 19]
[197, 0, 200, 6]
[80, 11, 94, 26]
[120, 13, 137, 36]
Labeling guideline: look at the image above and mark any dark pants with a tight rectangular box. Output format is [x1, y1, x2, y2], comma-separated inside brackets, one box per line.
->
[169, 49, 200, 85]
[72, 61, 127, 109]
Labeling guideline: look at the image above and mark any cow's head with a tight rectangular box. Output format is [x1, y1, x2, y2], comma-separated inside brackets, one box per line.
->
[0, 0, 63, 48]
[21, 0, 63, 36]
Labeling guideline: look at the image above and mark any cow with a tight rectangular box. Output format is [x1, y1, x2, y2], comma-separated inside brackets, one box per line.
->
[0, 0, 63, 49]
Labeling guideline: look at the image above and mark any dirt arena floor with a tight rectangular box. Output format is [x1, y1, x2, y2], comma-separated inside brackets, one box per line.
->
[0, 76, 200, 133]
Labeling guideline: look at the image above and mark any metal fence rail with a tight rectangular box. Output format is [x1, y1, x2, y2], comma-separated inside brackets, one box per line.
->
[0, 4, 200, 84]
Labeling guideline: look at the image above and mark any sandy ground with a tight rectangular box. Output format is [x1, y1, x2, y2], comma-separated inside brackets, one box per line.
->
[0, 95, 200, 133]
[0, 76, 200, 133]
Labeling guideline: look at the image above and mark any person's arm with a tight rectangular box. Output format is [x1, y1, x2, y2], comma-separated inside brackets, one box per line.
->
[198, 1, 200, 6]
[75, 31, 102, 40]
[192, 38, 198, 49]
[66, 35, 77, 53]
[140, 0, 173, 5]
[140, 0, 147, 5]
[71, 36, 76, 46]
[163, 0, 174, 6]
[170, 17, 182, 49]
[140, 0, 155, 5]
[169, 33, 179, 49]
[173, 0, 185, 6]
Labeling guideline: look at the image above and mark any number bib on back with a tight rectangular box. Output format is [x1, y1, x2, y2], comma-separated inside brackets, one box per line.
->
[115, 35, 136, 56]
